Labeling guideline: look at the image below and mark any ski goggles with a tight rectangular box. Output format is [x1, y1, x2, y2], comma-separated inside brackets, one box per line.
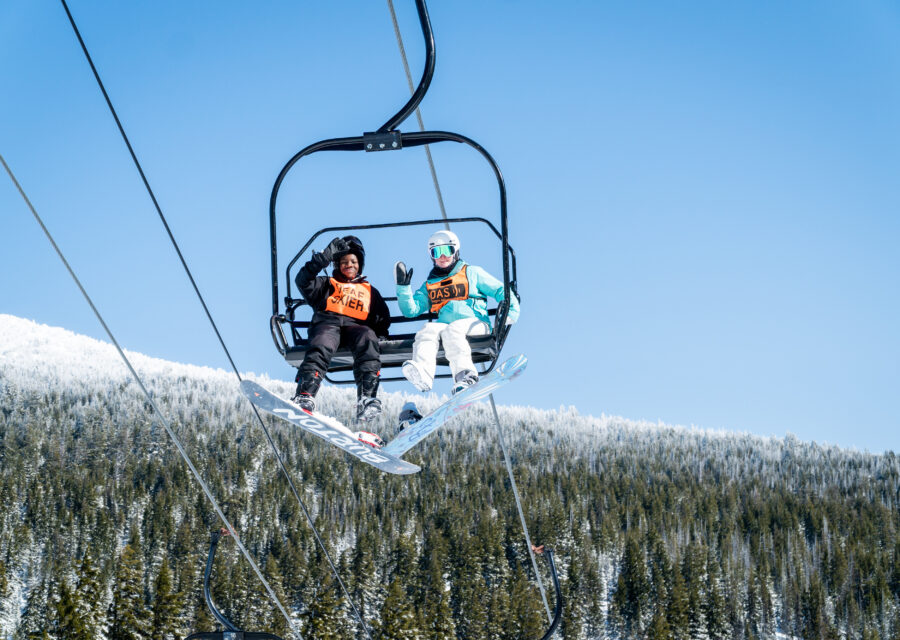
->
[430, 245, 455, 259]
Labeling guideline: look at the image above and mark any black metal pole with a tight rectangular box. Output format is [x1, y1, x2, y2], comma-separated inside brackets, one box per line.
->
[539, 549, 564, 640]
[377, 0, 436, 133]
[203, 530, 239, 633]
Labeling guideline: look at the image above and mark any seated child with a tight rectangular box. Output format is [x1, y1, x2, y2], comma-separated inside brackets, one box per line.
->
[394, 230, 519, 394]
[293, 235, 391, 421]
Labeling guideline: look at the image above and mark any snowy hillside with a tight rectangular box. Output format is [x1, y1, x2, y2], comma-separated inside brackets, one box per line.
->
[1, 313, 898, 640]
[0, 313, 767, 449]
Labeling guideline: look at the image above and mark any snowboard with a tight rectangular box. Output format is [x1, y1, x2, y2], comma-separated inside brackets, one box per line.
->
[240, 380, 421, 475]
[382, 353, 527, 457]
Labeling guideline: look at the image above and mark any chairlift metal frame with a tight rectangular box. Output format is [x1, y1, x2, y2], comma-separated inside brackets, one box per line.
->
[268, 0, 517, 384]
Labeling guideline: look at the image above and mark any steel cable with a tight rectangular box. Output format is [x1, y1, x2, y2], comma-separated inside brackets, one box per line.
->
[58, 2, 373, 637]
[1, 152, 299, 636]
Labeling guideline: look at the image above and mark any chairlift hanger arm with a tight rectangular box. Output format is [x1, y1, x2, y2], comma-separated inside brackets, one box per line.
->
[378, 0, 435, 133]
[203, 530, 239, 633]
[538, 548, 563, 640]
[185, 530, 286, 640]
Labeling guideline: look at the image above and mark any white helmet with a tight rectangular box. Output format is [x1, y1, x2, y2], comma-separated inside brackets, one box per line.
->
[427, 230, 460, 260]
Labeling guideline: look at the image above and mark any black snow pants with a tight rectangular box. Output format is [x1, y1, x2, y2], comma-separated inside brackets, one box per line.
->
[298, 314, 381, 383]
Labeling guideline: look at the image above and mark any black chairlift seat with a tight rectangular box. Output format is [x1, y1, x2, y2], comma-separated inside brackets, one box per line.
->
[277, 294, 502, 374]
[284, 334, 499, 371]
[268, 0, 518, 385]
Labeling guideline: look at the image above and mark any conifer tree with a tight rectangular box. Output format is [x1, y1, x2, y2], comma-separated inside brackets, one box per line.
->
[349, 531, 381, 629]
[667, 560, 690, 640]
[418, 529, 455, 640]
[507, 565, 546, 640]
[613, 534, 651, 637]
[14, 577, 52, 640]
[304, 578, 347, 640]
[151, 557, 181, 639]
[704, 552, 729, 639]
[682, 544, 706, 639]
[55, 579, 88, 640]
[453, 545, 490, 640]
[582, 558, 604, 638]
[109, 533, 151, 640]
[647, 604, 672, 640]
[424, 586, 456, 640]
[0, 559, 9, 599]
[181, 550, 215, 635]
[377, 577, 418, 640]
[74, 553, 105, 639]
[223, 555, 252, 629]
[260, 556, 294, 639]
[561, 544, 585, 640]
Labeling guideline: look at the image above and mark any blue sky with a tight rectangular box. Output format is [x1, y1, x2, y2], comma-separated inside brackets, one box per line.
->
[2, 1, 898, 453]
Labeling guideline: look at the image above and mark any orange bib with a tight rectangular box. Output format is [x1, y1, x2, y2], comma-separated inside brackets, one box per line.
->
[325, 279, 371, 320]
[426, 265, 469, 313]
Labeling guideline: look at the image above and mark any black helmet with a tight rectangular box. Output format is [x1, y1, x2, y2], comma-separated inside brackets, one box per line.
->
[333, 235, 365, 274]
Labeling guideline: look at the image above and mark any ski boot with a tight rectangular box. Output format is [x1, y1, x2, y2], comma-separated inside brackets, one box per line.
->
[356, 371, 383, 422]
[451, 369, 479, 395]
[401, 360, 433, 392]
[291, 392, 316, 412]
[357, 397, 383, 422]
[291, 370, 321, 412]
[398, 402, 423, 433]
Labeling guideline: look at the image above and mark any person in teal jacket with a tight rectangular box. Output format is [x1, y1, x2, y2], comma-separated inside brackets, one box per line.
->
[393, 229, 520, 394]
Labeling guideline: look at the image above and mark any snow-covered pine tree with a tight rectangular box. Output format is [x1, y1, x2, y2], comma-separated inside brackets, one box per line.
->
[108, 531, 151, 640]
[150, 557, 180, 639]
[376, 576, 418, 640]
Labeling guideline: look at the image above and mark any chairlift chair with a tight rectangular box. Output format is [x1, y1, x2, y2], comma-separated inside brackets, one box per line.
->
[268, 0, 518, 384]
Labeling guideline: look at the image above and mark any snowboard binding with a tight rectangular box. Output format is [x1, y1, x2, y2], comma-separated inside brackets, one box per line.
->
[398, 402, 423, 433]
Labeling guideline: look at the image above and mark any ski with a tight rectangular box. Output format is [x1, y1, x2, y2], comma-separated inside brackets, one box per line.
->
[240, 380, 421, 475]
[382, 353, 527, 457]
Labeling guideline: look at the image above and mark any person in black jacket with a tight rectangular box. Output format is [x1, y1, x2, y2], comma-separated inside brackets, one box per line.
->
[292, 235, 391, 421]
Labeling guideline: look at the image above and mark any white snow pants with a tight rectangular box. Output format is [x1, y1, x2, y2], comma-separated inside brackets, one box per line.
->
[410, 318, 490, 379]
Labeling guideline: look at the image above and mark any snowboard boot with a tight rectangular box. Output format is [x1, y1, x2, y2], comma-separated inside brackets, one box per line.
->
[401, 360, 433, 392]
[291, 370, 322, 412]
[451, 369, 479, 396]
[356, 371, 383, 422]
[398, 402, 423, 433]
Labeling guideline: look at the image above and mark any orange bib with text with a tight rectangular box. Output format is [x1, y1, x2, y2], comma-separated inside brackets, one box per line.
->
[325, 279, 371, 320]
[426, 266, 469, 313]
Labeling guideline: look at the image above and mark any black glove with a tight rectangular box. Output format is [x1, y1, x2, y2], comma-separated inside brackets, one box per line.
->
[321, 237, 349, 262]
[394, 261, 413, 286]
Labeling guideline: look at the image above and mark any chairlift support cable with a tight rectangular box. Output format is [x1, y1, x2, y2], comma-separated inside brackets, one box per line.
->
[0, 152, 299, 637]
[57, 2, 373, 637]
[384, 1, 554, 623]
[385, 0, 450, 231]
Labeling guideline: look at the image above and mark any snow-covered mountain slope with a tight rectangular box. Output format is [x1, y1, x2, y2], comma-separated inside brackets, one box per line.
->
[0, 312, 851, 456]
[0, 313, 237, 392]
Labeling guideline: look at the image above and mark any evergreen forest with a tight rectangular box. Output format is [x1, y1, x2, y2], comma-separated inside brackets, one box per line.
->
[1, 315, 899, 639]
